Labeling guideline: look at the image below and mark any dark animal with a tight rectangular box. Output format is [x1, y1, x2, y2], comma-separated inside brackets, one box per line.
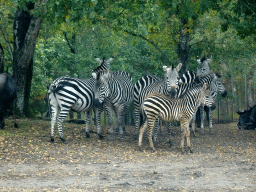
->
[0, 72, 18, 129]
[237, 105, 256, 130]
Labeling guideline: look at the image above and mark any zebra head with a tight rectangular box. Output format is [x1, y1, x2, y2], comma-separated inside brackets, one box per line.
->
[92, 71, 111, 107]
[201, 83, 214, 108]
[210, 73, 227, 100]
[92, 57, 114, 74]
[196, 56, 211, 77]
[163, 63, 182, 98]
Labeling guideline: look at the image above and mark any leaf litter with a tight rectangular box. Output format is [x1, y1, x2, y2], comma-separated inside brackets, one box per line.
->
[0, 117, 255, 191]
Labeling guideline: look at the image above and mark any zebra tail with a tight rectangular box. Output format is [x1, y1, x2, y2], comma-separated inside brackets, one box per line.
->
[49, 84, 64, 93]
[139, 104, 147, 127]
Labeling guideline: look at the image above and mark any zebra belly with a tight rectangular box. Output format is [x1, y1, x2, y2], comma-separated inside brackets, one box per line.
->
[159, 111, 180, 123]
[71, 98, 92, 112]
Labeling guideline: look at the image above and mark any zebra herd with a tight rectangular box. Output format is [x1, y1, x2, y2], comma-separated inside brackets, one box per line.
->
[48, 56, 226, 153]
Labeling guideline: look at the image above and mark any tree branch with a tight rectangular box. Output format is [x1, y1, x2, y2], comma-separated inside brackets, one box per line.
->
[122, 29, 171, 65]
[63, 32, 75, 54]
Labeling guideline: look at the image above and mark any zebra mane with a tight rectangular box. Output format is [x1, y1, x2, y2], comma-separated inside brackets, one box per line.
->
[215, 73, 221, 78]
[194, 71, 215, 84]
[92, 57, 113, 75]
[182, 83, 208, 99]
[200, 57, 207, 63]
[180, 70, 196, 84]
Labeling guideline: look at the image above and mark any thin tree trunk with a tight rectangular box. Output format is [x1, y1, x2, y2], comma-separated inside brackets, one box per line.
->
[177, 23, 190, 74]
[248, 80, 253, 107]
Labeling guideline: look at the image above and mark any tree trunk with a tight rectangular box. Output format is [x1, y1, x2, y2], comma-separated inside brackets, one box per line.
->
[248, 80, 253, 107]
[177, 23, 190, 74]
[0, 44, 4, 73]
[12, 6, 43, 114]
[23, 59, 34, 116]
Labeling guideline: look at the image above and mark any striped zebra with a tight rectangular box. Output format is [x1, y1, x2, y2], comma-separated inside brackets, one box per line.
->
[139, 83, 214, 153]
[48, 57, 113, 142]
[194, 73, 227, 134]
[152, 71, 219, 143]
[134, 64, 182, 139]
[92, 70, 134, 138]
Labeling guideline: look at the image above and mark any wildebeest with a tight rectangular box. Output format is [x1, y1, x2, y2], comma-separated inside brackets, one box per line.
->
[0, 72, 18, 129]
[237, 105, 256, 130]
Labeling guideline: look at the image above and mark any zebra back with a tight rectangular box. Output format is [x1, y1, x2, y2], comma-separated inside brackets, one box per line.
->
[177, 72, 216, 98]
[142, 83, 212, 122]
[134, 74, 162, 106]
[93, 70, 134, 106]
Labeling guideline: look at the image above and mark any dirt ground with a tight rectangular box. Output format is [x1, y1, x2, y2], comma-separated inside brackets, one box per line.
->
[0, 118, 255, 191]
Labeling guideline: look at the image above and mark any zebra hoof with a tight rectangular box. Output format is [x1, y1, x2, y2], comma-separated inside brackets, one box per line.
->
[86, 132, 90, 138]
[137, 146, 143, 151]
[50, 137, 54, 142]
[60, 137, 66, 142]
[98, 134, 104, 139]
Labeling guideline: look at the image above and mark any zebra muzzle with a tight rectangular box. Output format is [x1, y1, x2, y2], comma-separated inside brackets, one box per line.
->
[169, 87, 177, 98]
[93, 99, 103, 107]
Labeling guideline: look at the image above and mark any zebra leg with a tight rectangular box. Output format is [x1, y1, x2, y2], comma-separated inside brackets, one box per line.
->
[166, 122, 172, 146]
[104, 103, 114, 136]
[180, 124, 186, 154]
[138, 119, 148, 150]
[85, 109, 92, 138]
[134, 107, 140, 140]
[116, 105, 126, 137]
[200, 106, 205, 134]
[57, 110, 69, 142]
[148, 119, 157, 151]
[185, 124, 193, 153]
[49, 93, 58, 142]
[190, 115, 197, 137]
[95, 106, 103, 139]
[152, 118, 159, 143]
[208, 108, 213, 133]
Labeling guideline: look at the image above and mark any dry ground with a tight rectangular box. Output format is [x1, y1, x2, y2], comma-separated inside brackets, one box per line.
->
[0, 118, 255, 191]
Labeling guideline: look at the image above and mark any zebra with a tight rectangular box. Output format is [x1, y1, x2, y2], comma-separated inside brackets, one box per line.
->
[92, 70, 134, 138]
[48, 57, 113, 142]
[133, 63, 182, 139]
[194, 73, 227, 134]
[138, 83, 214, 153]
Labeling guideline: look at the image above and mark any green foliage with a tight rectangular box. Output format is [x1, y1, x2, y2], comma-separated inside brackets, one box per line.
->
[0, 0, 255, 117]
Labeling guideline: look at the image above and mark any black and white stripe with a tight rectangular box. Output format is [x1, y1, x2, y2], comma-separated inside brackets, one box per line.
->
[133, 64, 182, 139]
[195, 73, 227, 133]
[139, 83, 213, 153]
[92, 70, 134, 138]
[48, 57, 113, 142]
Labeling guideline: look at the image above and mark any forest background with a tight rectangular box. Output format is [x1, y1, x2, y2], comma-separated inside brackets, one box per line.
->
[0, 0, 255, 124]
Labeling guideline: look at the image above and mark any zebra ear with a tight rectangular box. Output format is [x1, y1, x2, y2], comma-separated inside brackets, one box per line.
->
[95, 57, 102, 65]
[176, 63, 182, 71]
[92, 72, 97, 79]
[207, 55, 212, 62]
[197, 56, 201, 64]
[107, 58, 114, 64]
[163, 66, 168, 72]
